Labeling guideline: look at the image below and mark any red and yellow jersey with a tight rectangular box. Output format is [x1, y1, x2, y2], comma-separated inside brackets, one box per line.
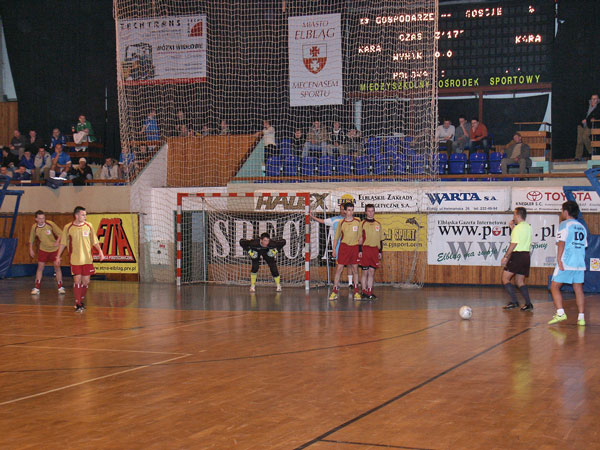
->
[334, 217, 361, 246]
[60, 221, 99, 265]
[360, 219, 383, 249]
[29, 220, 62, 252]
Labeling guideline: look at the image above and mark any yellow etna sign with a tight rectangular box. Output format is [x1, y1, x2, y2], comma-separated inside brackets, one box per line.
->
[87, 214, 139, 274]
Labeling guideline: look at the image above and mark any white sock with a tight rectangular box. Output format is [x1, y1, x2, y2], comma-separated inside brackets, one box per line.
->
[578, 313, 585, 320]
[348, 275, 353, 285]
[557, 308, 565, 316]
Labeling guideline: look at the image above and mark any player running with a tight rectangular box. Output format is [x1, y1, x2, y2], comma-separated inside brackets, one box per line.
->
[55, 206, 105, 312]
[358, 204, 383, 300]
[548, 201, 588, 326]
[239, 232, 286, 292]
[330, 202, 362, 300]
[311, 203, 353, 288]
[29, 210, 65, 294]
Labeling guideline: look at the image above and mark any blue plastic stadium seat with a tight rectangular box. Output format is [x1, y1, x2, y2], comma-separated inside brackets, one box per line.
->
[383, 144, 398, 158]
[409, 154, 427, 175]
[434, 152, 448, 175]
[279, 147, 293, 158]
[354, 155, 370, 176]
[336, 155, 352, 176]
[391, 154, 409, 175]
[301, 156, 317, 177]
[283, 155, 299, 177]
[365, 145, 380, 157]
[402, 136, 414, 151]
[279, 138, 291, 147]
[448, 153, 467, 175]
[469, 152, 487, 174]
[266, 156, 282, 177]
[373, 154, 388, 176]
[488, 151, 504, 174]
[318, 155, 334, 177]
[366, 136, 383, 150]
[387, 136, 402, 147]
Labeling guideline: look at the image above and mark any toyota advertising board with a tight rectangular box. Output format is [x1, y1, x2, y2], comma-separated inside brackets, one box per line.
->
[512, 188, 600, 212]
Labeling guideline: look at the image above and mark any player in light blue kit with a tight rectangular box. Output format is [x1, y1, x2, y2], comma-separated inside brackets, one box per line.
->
[549, 201, 588, 326]
[310, 203, 354, 288]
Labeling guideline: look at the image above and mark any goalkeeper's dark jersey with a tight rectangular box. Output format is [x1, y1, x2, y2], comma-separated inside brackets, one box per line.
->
[239, 238, 286, 256]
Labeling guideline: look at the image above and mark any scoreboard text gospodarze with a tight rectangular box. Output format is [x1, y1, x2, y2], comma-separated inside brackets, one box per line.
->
[351, 0, 554, 93]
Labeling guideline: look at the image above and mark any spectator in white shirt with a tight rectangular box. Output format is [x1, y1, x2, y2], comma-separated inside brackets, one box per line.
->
[99, 157, 119, 180]
[435, 119, 455, 152]
[256, 120, 277, 160]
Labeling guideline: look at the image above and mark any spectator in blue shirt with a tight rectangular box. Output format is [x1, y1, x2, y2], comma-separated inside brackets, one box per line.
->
[20, 150, 35, 173]
[12, 165, 32, 181]
[141, 110, 160, 141]
[119, 147, 135, 178]
[50, 144, 71, 177]
[50, 128, 67, 150]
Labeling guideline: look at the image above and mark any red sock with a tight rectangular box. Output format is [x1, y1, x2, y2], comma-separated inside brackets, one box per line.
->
[354, 286, 360, 294]
[74, 284, 82, 304]
[35, 280, 41, 289]
[57, 280, 63, 289]
[82, 285, 88, 299]
[333, 286, 339, 293]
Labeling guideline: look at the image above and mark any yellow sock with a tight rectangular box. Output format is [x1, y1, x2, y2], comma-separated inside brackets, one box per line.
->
[274, 275, 281, 286]
[251, 273, 257, 287]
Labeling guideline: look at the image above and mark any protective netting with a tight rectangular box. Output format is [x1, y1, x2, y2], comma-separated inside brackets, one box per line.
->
[114, 0, 438, 185]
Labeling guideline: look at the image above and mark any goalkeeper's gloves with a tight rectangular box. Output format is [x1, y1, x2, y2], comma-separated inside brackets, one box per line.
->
[248, 249, 259, 259]
[267, 248, 278, 257]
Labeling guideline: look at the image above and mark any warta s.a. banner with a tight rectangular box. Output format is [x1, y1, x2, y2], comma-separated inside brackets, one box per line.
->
[288, 14, 343, 106]
[117, 15, 207, 85]
[88, 214, 139, 274]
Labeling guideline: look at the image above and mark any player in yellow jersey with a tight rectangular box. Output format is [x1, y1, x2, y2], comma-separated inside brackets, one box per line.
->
[56, 206, 105, 312]
[358, 204, 383, 300]
[330, 202, 362, 300]
[29, 210, 64, 295]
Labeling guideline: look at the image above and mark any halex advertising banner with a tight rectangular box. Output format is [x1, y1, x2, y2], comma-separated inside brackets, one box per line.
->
[87, 214, 139, 274]
[428, 214, 558, 267]
[375, 214, 427, 252]
[512, 187, 600, 212]
[288, 14, 343, 106]
[117, 15, 207, 85]
[421, 187, 510, 212]
[253, 192, 329, 212]
[329, 190, 419, 212]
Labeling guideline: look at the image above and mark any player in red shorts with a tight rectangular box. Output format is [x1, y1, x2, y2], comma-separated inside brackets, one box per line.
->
[55, 206, 105, 312]
[358, 204, 383, 300]
[330, 202, 362, 300]
[28, 210, 64, 294]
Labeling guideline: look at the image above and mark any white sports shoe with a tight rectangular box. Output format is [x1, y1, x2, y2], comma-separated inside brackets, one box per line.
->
[58, 287, 66, 294]
[249, 285, 256, 292]
[276, 284, 282, 292]
[31, 287, 40, 295]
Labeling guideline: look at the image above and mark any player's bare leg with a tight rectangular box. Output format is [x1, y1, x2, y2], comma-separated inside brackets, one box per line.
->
[54, 259, 64, 294]
[573, 283, 585, 325]
[548, 281, 567, 324]
[31, 262, 45, 294]
[330, 263, 345, 300]
[351, 264, 361, 300]
[73, 274, 83, 311]
[366, 268, 376, 299]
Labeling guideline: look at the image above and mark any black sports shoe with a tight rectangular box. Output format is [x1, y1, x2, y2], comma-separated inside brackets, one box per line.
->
[520, 303, 534, 311]
[369, 293, 377, 300]
[74, 302, 86, 313]
[503, 302, 519, 310]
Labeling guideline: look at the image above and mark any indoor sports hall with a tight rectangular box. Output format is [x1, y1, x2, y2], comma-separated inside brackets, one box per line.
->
[1, 1, 600, 449]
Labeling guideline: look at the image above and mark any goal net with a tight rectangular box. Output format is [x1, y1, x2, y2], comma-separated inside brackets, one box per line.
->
[177, 193, 328, 288]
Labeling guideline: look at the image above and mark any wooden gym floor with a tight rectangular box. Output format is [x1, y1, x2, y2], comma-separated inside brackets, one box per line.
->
[0, 279, 599, 449]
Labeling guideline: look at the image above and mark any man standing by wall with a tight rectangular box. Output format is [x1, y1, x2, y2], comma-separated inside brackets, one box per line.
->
[575, 94, 600, 161]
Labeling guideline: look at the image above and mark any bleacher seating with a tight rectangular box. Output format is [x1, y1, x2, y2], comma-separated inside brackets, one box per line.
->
[488, 152, 504, 175]
[283, 155, 299, 177]
[266, 156, 282, 177]
[448, 153, 467, 175]
[336, 155, 352, 176]
[469, 152, 487, 174]
[301, 156, 317, 177]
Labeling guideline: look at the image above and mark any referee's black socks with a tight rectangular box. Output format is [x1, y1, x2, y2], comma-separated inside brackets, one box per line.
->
[504, 283, 518, 304]
[518, 285, 532, 306]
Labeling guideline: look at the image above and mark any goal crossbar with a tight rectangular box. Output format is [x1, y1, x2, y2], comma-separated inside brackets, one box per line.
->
[176, 192, 311, 289]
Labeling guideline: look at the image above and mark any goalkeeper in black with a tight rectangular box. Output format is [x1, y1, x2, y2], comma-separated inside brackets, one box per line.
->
[239, 232, 286, 292]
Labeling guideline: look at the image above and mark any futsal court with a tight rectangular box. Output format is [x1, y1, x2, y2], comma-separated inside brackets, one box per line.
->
[1, 279, 598, 449]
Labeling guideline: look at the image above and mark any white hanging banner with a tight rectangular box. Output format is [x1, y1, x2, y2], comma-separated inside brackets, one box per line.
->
[288, 14, 343, 106]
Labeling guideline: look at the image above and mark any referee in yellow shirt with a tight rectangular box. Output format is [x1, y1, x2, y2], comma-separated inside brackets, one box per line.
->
[501, 207, 533, 311]
[56, 206, 105, 312]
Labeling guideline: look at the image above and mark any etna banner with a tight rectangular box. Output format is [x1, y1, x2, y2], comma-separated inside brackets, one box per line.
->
[288, 14, 343, 106]
[117, 15, 207, 85]
[421, 187, 510, 212]
[428, 214, 558, 267]
[329, 189, 419, 212]
[375, 214, 427, 252]
[511, 187, 600, 212]
[87, 214, 139, 274]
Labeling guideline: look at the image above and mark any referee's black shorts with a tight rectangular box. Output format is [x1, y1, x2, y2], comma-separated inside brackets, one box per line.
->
[505, 251, 530, 277]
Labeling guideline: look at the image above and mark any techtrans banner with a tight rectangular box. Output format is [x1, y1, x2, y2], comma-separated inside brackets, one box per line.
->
[375, 214, 427, 252]
[428, 214, 558, 267]
[88, 214, 139, 274]
[421, 187, 510, 212]
[117, 15, 207, 85]
[511, 188, 600, 212]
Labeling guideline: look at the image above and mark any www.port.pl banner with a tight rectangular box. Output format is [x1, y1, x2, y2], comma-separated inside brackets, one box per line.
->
[117, 15, 207, 85]
[88, 214, 139, 274]
[427, 214, 558, 267]
[288, 14, 343, 106]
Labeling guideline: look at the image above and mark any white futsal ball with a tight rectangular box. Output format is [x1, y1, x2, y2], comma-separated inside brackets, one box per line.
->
[459, 306, 472, 320]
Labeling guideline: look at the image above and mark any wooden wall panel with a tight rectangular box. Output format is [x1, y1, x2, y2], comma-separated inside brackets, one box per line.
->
[0, 102, 18, 147]
[167, 135, 257, 187]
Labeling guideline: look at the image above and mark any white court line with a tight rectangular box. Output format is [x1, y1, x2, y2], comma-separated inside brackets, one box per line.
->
[0, 333, 123, 341]
[6, 344, 188, 356]
[0, 353, 191, 406]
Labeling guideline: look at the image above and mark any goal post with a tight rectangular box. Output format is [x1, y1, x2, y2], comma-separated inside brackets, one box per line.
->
[176, 192, 313, 289]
